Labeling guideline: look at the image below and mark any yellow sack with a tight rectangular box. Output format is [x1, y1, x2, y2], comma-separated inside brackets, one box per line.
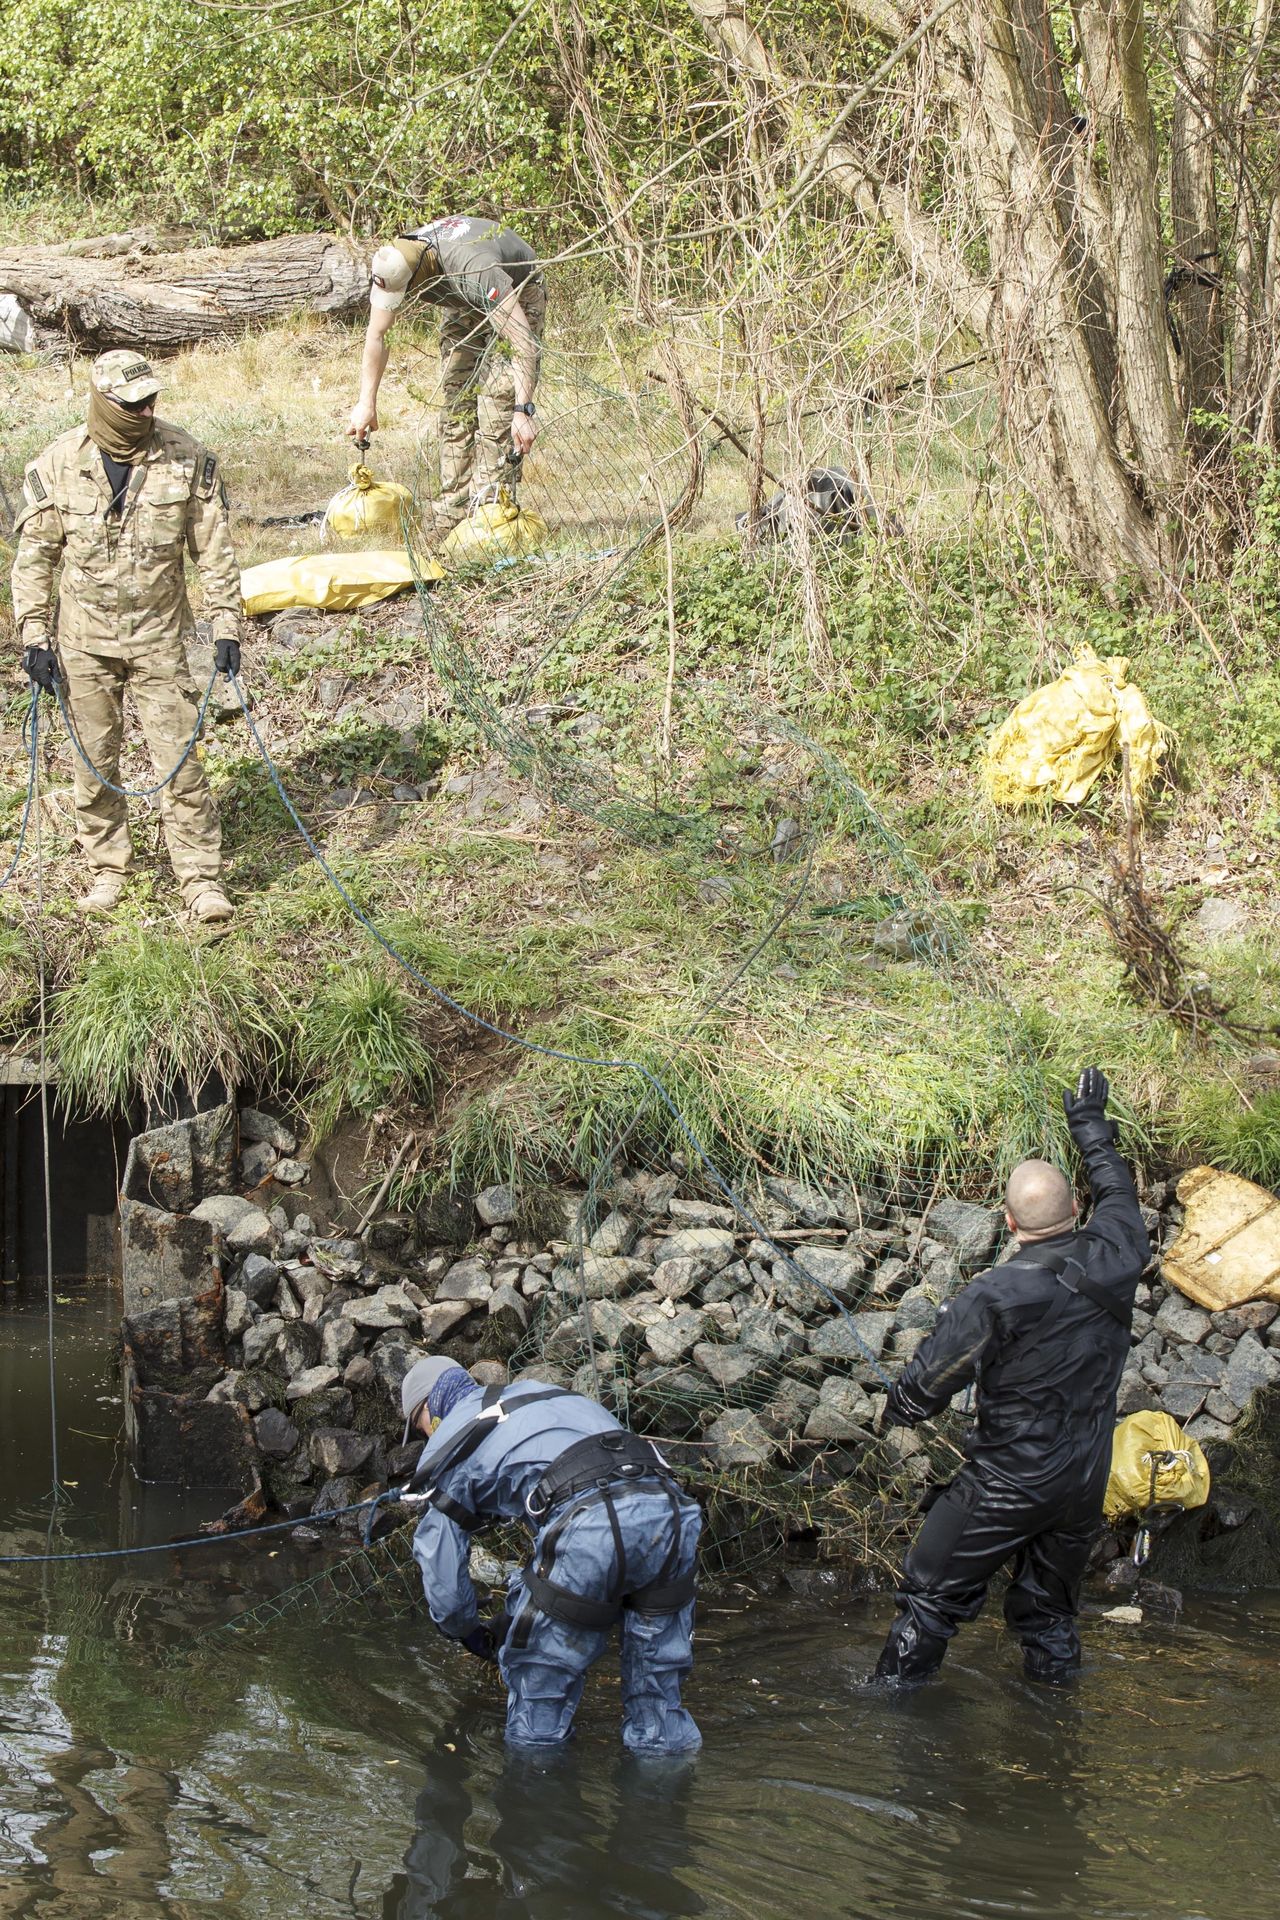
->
[240, 549, 442, 617]
[1104, 1410, 1211, 1522]
[440, 487, 548, 566]
[982, 644, 1168, 807]
[324, 461, 415, 539]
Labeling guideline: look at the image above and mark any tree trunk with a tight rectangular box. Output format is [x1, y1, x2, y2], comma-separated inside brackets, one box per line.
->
[1075, 0, 1185, 502]
[1169, 0, 1224, 433]
[0, 233, 370, 355]
[975, 0, 1170, 586]
[1229, 0, 1278, 439]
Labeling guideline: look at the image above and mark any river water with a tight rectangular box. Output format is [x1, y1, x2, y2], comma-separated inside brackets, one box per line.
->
[1, 1290, 1276, 1919]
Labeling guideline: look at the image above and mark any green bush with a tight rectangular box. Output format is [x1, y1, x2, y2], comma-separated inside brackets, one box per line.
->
[297, 964, 434, 1139]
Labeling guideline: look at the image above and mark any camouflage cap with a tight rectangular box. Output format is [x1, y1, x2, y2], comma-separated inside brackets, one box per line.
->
[90, 349, 164, 403]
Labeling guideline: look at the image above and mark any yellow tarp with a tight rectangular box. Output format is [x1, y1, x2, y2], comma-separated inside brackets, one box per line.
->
[1104, 1409, 1211, 1521]
[240, 549, 442, 617]
[324, 461, 415, 539]
[440, 489, 548, 566]
[1162, 1165, 1280, 1311]
[982, 644, 1168, 807]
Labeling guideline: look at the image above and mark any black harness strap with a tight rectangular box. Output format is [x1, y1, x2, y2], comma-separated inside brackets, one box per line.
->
[521, 1566, 619, 1633]
[994, 1241, 1130, 1395]
[409, 1384, 573, 1524]
[525, 1429, 673, 1521]
[513, 1464, 695, 1643]
[1055, 1258, 1131, 1329]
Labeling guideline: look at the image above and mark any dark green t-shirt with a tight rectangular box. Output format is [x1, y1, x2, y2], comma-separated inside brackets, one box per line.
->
[395, 217, 539, 316]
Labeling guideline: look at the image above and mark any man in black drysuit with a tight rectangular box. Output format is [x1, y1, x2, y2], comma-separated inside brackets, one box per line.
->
[875, 1067, 1150, 1685]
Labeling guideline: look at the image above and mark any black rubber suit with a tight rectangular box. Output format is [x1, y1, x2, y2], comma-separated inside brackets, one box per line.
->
[875, 1074, 1150, 1683]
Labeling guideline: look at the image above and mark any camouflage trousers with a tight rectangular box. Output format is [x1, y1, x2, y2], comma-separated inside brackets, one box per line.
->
[58, 644, 222, 899]
[437, 280, 546, 519]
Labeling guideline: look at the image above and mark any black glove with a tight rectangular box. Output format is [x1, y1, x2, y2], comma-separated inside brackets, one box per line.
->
[1063, 1066, 1116, 1146]
[214, 635, 241, 677]
[22, 645, 57, 693]
[459, 1622, 499, 1664]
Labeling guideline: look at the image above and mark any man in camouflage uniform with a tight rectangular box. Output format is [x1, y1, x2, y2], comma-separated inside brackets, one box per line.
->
[348, 215, 545, 523]
[11, 349, 243, 921]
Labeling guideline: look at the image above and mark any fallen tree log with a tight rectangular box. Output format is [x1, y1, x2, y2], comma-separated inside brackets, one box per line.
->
[0, 231, 371, 355]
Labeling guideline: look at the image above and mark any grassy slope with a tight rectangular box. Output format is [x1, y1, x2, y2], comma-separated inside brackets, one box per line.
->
[2, 315, 1279, 1205]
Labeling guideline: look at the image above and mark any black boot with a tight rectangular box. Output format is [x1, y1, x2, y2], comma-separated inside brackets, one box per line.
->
[874, 1614, 948, 1685]
[1022, 1650, 1080, 1688]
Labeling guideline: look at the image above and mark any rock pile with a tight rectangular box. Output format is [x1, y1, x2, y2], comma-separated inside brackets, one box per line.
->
[199, 1119, 1280, 1535]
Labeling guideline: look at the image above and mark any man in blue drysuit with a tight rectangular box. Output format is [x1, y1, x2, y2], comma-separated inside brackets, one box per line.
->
[401, 1355, 702, 1753]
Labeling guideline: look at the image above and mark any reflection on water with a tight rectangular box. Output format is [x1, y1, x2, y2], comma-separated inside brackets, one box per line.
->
[1, 1297, 1276, 1919]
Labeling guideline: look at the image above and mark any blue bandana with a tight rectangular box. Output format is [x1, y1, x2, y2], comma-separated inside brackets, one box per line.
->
[428, 1366, 483, 1424]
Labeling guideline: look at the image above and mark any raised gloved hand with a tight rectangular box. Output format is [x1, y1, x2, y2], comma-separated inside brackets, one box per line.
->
[22, 644, 57, 693]
[1063, 1066, 1116, 1147]
[214, 635, 241, 678]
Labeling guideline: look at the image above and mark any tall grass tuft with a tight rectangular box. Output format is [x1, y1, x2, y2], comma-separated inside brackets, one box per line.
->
[1169, 1085, 1280, 1187]
[53, 929, 283, 1115]
[297, 965, 435, 1140]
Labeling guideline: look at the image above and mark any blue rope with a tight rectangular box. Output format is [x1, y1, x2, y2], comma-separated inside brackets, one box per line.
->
[229, 673, 894, 1389]
[54, 664, 221, 799]
[0, 1496, 384, 1566]
[0, 687, 40, 891]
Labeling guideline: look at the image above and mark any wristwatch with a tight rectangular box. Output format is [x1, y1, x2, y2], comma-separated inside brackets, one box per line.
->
[512, 402, 536, 417]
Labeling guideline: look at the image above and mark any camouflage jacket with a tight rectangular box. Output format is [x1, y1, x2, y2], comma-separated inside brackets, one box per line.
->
[11, 419, 243, 658]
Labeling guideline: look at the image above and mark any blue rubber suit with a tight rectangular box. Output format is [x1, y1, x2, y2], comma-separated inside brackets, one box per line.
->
[411, 1379, 702, 1754]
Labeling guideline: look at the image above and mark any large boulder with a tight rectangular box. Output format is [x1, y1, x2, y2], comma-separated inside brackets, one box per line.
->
[254, 1407, 300, 1458]
[705, 1408, 776, 1467]
[1155, 1298, 1212, 1346]
[308, 1427, 375, 1478]
[475, 1184, 516, 1226]
[803, 1377, 875, 1441]
[653, 1228, 736, 1273]
[238, 1254, 281, 1306]
[191, 1193, 257, 1234]
[241, 1108, 298, 1153]
[436, 1259, 494, 1304]
[1224, 1332, 1280, 1408]
[808, 1309, 894, 1367]
[924, 1198, 1001, 1267]
[789, 1245, 867, 1302]
[692, 1341, 766, 1389]
[645, 1311, 708, 1364]
[553, 1254, 651, 1300]
[225, 1208, 277, 1255]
